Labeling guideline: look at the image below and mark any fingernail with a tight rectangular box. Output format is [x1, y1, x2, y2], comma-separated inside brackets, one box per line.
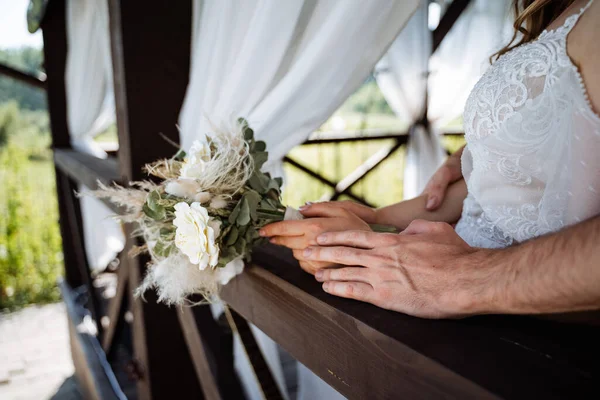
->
[305, 201, 313, 205]
[316, 234, 328, 244]
[315, 270, 324, 281]
[322, 282, 330, 292]
[303, 248, 313, 258]
[299, 205, 308, 211]
[426, 196, 437, 209]
[259, 229, 266, 237]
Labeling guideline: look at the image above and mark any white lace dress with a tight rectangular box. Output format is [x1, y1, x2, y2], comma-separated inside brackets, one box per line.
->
[455, 0, 600, 249]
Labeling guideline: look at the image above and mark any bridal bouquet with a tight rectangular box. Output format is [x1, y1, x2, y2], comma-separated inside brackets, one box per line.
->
[95, 118, 294, 305]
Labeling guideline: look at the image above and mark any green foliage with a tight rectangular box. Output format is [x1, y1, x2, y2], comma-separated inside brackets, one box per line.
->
[0, 104, 63, 309]
[338, 78, 395, 116]
[0, 47, 47, 111]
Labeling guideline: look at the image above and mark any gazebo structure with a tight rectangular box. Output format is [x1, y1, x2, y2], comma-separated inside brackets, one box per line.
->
[2, 0, 600, 399]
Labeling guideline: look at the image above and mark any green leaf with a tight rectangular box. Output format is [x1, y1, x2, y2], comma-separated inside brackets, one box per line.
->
[153, 241, 173, 257]
[225, 226, 239, 246]
[244, 191, 261, 221]
[252, 151, 268, 170]
[234, 237, 247, 255]
[236, 197, 251, 226]
[228, 200, 242, 224]
[244, 127, 254, 141]
[248, 173, 268, 193]
[254, 141, 266, 152]
[143, 203, 166, 221]
[274, 177, 283, 188]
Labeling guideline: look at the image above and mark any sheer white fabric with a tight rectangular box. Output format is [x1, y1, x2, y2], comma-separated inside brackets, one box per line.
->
[65, 0, 124, 270]
[376, 0, 511, 199]
[456, 0, 600, 249]
[180, 1, 419, 398]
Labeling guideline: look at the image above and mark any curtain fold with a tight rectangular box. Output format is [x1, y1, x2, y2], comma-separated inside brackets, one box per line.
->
[65, 0, 124, 271]
[376, 0, 511, 199]
[181, 1, 420, 398]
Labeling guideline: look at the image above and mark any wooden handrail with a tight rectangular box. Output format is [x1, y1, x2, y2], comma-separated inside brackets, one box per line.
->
[0, 62, 46, 89]
[221, 244, 600, 399]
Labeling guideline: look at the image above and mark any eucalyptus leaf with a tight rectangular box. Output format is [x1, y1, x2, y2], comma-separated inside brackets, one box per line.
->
[143, 203, 166, 221]
[225, 226, 239, 246]
[244, 191, 261, 221]
[236, 197, 251, 226]
[274, 177, 283, 188]
[254, 141, 266, 152]
[252, 152, 268, 170]
[153, 241, 173, 257]
[229, 200, 242, 224]
[248, 173, 268, 193]
[234, 237, 247, 255]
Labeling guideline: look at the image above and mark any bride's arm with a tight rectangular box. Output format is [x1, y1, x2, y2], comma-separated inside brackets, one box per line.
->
[373, 178, 466, 230]
[315, 178, 467, 231]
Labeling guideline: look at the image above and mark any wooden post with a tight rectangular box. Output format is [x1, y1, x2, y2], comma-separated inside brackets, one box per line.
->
[107, 1, 205, 398]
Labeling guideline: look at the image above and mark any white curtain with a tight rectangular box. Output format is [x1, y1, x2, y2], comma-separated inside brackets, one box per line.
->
[65, 0, 124, 271]
[181, 1, 420, 398]
[376, 0, 512, 199]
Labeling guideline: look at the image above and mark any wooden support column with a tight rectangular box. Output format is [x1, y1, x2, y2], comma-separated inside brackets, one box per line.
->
[107, 1, 209, 398]
[40, 0, 104, 331]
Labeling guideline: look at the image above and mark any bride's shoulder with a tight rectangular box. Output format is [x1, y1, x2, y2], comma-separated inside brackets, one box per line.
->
[568, 0, 600, 115]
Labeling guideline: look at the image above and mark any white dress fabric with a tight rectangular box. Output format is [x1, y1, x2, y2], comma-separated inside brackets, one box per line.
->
[456, 0, 600, 249]
[65, 0, 125, 271]
[376, 0, 512, 198]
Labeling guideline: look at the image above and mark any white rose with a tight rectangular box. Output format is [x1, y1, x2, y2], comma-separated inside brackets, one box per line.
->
[217, 257, 244, 285]
[173, 202, 219, 269]
[180, 140, 212, 179]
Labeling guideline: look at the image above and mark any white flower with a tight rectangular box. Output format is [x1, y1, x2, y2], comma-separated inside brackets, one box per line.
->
[209, 195, 229, 209]
[180, 140, 212, 179]
[165, 179, 202, 198]
[173, 202, 219, 269]
[217, 257, 244, 285]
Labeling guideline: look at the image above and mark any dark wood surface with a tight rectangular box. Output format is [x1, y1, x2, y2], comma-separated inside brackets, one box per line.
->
[433, 0, 472, 53]
[60, 280, 127, 400]
[107, 1, 212, 399]
[222, 244, 600, 399]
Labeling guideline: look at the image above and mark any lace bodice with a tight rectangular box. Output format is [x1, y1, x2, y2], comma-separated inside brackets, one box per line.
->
[455, 0, 600, 248]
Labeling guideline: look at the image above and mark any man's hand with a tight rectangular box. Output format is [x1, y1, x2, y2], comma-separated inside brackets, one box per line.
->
[303, 219, 493, 318]
[260, 203, 372, 275]
[422, 145, 465, 210]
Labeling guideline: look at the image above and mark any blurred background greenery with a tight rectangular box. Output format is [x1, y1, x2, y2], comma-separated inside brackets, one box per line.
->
[0, 46, 465, 310]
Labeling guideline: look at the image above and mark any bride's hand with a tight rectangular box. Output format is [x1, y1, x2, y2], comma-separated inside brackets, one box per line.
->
[305, 219, 490, 318]
[259, 203, 372, 275]
[422, 145, 465, 211]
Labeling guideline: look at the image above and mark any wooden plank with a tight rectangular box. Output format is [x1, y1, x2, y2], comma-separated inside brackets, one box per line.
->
[432, 0, 472, 53]
[0, 62, 46, 89]
[107, 1, 207, 399]
[178, 308, 222, 400]
[222, 244, 600, 399]
[54, 149, 121, 188]
[102, 263, 129, 355]
[60, 279, 127, 400]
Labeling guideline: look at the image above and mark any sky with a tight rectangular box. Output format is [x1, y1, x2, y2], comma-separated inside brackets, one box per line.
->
[0, 0, 43, 49]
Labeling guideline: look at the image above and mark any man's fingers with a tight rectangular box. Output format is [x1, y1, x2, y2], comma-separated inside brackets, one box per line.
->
[270, 235, 312, 250]
[316, 230, 398, 248]
[303, 246, 378, 266]
[260, 220, 310, 237]
[315, 267, 371, 283]
[322, 281, 375, 302]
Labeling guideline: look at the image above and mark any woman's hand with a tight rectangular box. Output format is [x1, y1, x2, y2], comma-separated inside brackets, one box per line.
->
[304, 219, 492, 318]
[259, 203, 372, 275]
[422, 145, 465, 211]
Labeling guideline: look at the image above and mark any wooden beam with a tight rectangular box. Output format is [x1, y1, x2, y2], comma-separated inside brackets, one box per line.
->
[432, 0, 472, 53]
[60, 279, 127, 400]
[178, 308, 222, 400]
[102, 263, 129, 355]
[107, 1, 213, 398]
[0, 62, 46, 89]
[283, 156, 372, 206]
[329, 139, 405, 201]
[222, 245, 600, 399]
